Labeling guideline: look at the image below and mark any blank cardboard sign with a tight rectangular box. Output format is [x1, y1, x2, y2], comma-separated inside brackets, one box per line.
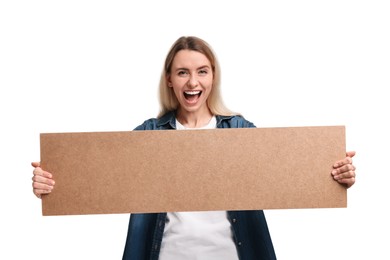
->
[40, 126, 346, 216]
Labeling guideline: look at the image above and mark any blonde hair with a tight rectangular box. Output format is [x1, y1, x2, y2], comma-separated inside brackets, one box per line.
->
[158, 36, 237, 118]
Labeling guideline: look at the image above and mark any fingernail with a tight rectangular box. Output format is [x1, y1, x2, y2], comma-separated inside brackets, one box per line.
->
[331, 170, 337, 176]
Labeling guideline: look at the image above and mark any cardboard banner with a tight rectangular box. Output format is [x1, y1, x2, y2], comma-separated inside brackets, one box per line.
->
[40, 126, 346, 216]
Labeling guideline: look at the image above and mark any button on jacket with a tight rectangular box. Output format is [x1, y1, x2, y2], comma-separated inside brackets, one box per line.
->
[122, 111, 277, 260]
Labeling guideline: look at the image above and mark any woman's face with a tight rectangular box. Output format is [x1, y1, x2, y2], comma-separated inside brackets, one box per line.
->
[168, 50, 213, 115]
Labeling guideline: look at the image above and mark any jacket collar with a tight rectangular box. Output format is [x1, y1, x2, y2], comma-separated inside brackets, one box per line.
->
[156, 111, 177, 129]
[216, 115, 235, 127]
[156, 110, 234, 129]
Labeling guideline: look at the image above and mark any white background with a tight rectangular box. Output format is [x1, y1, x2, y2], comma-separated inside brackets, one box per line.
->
[1, 0, 389, 259]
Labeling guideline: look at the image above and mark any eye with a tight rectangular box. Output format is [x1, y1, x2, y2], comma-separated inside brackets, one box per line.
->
[177, 70, 188, 76]
[198, 69, 208, 75]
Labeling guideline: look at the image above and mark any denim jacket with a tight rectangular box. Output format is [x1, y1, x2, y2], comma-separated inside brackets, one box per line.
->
[122, 111, 276, 260]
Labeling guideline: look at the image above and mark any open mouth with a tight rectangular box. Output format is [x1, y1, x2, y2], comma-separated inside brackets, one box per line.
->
[184, 90, 202, 103]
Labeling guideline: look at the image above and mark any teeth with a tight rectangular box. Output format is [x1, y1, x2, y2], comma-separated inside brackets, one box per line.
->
[184, 91, 201, 95]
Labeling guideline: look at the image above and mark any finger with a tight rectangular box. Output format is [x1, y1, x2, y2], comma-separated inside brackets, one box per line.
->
[346, 151, 356, 158]
[33, 180, 54, 190]
[332, 166, 355, 184]
[333, 151, 356, 168]
[336, 176, 355, 188]
[33, 167, 53, 179]
[332, 164, 356, 175]
[333, 169, 356, 180]
[32, 174, 55, 186]
[333, 156, 353, 168]
[31, 162, 41, 168]
[33, 188, 52, 198]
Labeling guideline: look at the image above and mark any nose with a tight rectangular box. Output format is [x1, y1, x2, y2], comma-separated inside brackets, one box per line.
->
[187, 74, 199, 88]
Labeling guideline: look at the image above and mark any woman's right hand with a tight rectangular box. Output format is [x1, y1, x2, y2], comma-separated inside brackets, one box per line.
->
[31, 162, 55, 198]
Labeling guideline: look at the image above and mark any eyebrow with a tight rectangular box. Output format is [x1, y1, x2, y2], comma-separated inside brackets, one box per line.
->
[174, 65, 211, 72]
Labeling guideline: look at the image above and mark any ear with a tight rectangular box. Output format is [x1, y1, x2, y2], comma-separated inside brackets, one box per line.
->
[166, 75, 172, 88]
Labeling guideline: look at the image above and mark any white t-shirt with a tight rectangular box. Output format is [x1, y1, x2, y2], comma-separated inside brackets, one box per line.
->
[158, 116, 239, 260]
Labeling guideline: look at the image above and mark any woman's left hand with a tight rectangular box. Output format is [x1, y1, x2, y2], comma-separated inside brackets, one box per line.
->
[331, 151, 356, 188]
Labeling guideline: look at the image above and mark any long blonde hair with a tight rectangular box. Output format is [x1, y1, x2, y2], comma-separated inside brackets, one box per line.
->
[158, 36, 237, 118]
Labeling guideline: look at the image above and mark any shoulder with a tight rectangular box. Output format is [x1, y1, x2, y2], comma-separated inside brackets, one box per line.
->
[217, 114, 256, 128]
[133, 118, 159, 130]
[133, 111, 176, 130]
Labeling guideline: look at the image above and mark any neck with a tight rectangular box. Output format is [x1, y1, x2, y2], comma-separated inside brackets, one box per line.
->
[176, 107, 213, 128]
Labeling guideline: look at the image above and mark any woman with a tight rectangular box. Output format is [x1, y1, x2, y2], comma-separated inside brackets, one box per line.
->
[32, 36, 356, 260]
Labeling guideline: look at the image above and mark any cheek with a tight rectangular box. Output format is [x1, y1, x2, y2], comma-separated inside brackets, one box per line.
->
[171, 77, 185, 87]
[172, 86, 183, 98]
[202, 78, 214, 89]
[207, 74, 214, 85]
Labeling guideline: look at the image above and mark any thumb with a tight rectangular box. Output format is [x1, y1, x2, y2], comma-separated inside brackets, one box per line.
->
[31, 162, 41, 168]
[346, 151, 356, 158]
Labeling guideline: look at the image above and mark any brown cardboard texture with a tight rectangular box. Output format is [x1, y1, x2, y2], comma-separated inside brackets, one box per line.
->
[40, 126, 346, 216]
